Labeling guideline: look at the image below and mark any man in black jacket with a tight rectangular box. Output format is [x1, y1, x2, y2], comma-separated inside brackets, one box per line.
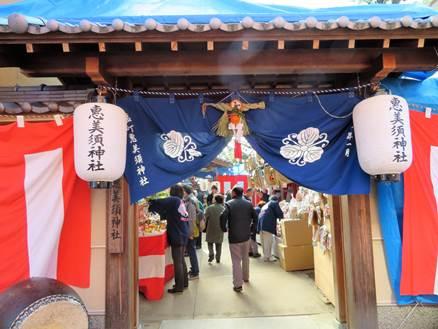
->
[149, 184, 190, 294]
[220, 186, 258, 292]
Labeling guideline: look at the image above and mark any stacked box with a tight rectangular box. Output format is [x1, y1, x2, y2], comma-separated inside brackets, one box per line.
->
[280, 217, 312, 246]
[278, 244, 314, 271]
[278, 218, 314, 271]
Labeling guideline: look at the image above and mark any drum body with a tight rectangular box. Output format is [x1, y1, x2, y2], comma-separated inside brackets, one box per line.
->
[0, 278, 88, 329]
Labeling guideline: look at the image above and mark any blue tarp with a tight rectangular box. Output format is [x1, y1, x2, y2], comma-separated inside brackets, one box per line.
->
[382, 76, 438, 115]
[0, 1, 436, 25]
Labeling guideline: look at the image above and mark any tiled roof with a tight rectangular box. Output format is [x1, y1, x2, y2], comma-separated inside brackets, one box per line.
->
[2, 13, 437, 34]
[0, 2, 437, 34]
[0, 88, 93, 114]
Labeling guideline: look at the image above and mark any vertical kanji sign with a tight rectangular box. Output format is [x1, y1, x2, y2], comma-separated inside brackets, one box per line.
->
[107, 179, 124, 253]
[389, 97, 409, 164]
[87, 104, 106, 172]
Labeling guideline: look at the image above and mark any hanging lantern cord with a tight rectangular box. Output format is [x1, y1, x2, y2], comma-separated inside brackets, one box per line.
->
[313, 92, 354, 120]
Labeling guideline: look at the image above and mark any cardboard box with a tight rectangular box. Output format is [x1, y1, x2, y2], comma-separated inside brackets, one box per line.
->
[280, 217, 312, 246]
[278, 244, 314, 271]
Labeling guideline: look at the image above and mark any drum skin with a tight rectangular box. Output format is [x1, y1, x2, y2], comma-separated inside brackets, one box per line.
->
[0, 278, 89, 329]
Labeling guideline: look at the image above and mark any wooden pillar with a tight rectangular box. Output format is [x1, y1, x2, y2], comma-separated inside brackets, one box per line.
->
[105, 178, 138, 329]
[331, 196, 347, 324]
[341, 194, 378, 329]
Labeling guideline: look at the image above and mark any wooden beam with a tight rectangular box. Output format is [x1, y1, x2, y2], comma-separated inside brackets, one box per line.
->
[98, 42, 106, 52]
[348, 39, 356, 49]
[364, 53, 397, 84]
[312, 39, 320, 49]
[171, 41, 178, 51]
[342, 194, 378, 329]
[207, 40, 214, 51]
[134, 41, 142, 52]
[62, 42, 70, 53]
[105, 179, 137, 329]
[277, 40, 285, 50]
[242, 40, 249, 50]
[16, 48, 437, 78]
[331, 196, 347, 324]
[25, 43, 33, 53]
[417, 38, 425, 48]
[85, 56, 112, 85]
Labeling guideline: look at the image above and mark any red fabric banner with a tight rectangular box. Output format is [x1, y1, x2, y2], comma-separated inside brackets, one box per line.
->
[234, 140, 242, 160]
[0, 117, 91, 292]
[401, 111, 438, 295]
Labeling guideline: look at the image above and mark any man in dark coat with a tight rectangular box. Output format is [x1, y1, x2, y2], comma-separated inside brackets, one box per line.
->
[148, 184, 190, 293]
[220, 187, 258, 293]
[258, 190, 284, 262]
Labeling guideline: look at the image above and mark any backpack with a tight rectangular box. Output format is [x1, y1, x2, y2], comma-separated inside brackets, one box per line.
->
[178, 200, 190, 222]
[197, 209, 206, 232]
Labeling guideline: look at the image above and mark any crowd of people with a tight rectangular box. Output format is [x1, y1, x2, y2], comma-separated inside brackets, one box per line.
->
[148, 183, 284, 294]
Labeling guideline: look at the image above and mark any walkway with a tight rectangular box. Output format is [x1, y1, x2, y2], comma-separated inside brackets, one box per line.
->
[140, 238, 338, 329]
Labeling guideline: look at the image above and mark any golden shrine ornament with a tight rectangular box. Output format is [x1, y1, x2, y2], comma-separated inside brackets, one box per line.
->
[202, 99, 265, 141]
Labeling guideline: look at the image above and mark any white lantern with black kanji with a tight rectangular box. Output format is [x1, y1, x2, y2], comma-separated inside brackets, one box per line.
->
[74, 102, 128, 188]
[353, 95, 413, 179]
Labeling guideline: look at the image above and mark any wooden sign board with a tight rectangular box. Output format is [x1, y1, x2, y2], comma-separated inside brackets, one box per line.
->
[107, 179, 124, 254]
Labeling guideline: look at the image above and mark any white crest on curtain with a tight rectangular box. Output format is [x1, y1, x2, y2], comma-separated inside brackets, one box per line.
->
[280, 127, 329, 166]
[161, 130, 202, 163]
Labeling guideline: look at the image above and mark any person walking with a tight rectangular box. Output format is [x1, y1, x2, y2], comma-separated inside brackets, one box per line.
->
[258, 189, 284, 262]
[205, 194, 225, 263]
[244, 188, 254, 203]
[148, 184, 189, 294]
[194, 191, 205, 250]
[249, 201, 265, 258]
[221, 186, 258, 293]
[183, 185, 200, 280]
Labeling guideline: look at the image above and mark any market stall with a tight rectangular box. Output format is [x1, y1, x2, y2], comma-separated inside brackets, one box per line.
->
[138, 209, 174, 301]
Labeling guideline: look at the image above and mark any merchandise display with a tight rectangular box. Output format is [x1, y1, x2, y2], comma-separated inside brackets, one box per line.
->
[137, 201, 174, 301]
[138, 204, 167, 236]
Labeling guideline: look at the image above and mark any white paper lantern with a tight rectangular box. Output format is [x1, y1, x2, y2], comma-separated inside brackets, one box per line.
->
[74, 102, 128, 187]
[353, 95, 412, 176]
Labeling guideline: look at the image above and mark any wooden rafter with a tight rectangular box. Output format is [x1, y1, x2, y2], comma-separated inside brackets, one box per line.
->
[134, 41, 142, 52]
[85, 56, 112, 85]
[363, 53, 397, 84]
[62, 42, 70, 53]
